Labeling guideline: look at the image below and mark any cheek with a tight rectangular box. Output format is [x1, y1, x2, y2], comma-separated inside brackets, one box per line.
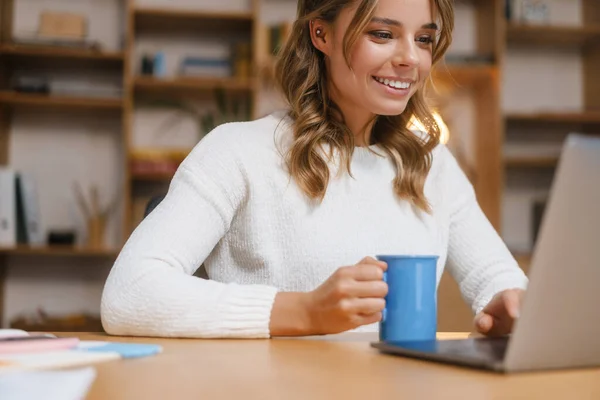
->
[418, 50, 433, 77]
[350, 40, 390, 72]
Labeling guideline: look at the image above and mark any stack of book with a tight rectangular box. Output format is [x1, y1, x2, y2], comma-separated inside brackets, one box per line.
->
[0, 329, 162, 373]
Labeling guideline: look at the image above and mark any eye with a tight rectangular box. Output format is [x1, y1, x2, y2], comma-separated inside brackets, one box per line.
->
[416, 35, 434, 45]
[369, 31, 393, 40]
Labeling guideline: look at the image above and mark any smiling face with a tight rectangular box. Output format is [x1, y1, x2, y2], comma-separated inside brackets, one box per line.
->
[312, 0, 437, 131]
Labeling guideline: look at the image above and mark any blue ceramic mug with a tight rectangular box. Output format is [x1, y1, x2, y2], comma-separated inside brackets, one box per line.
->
[376, 255, 439, 342]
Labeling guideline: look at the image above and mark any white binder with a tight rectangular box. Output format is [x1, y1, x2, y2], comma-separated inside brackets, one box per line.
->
[0, 167, 16, 247]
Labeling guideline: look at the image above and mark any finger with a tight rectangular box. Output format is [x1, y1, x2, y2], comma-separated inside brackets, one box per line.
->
[357, 312, 383, 326]
[477, 312, 515, 337]
[503, 290, 521, 319]
[351, 264, 385, 281]
[481, 292, 504, 317]
[348, 280, 388, 298]
[352, 298, 386, 315]
[474, 312, 493, 334]
[357, 256, 387, 271]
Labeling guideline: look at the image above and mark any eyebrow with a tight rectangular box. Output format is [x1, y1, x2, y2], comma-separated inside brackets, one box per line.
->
[370, 17, 438, 30]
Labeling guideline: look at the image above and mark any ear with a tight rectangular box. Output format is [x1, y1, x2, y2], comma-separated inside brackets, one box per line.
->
[309, 19, 331, 56]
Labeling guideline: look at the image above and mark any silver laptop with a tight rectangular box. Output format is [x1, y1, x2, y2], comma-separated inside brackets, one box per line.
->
[372, 134, 600, 373]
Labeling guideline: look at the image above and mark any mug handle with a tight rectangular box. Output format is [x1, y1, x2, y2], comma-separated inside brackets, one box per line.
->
[382, 270, 387, 323]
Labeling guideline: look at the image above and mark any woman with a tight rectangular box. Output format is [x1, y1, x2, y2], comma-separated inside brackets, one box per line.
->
[101, 0, 527, 338]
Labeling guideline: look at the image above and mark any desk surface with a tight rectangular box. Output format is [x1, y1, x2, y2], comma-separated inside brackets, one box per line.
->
[63, 332, 600, 400]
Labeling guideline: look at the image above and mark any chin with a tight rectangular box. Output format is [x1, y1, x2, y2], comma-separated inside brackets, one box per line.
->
[371, 103, 409, 117]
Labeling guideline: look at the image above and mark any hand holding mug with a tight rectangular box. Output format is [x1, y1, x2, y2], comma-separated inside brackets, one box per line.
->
[305, 256, 388, 335]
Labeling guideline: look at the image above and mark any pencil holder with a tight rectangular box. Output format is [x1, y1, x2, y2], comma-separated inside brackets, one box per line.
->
[87, 215, 106, 249]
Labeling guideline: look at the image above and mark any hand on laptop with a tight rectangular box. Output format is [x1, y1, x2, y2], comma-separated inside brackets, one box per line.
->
[474, 289, 525, 336]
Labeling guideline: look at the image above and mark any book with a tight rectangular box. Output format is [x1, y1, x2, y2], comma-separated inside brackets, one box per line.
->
[0, 168, 16, 247]
[16, 173, 44, 246]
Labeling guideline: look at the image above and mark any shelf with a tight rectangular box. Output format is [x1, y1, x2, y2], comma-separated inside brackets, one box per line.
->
[0, 91, 124, 111]
[504, 156, 559, 168]
[506, 111, 600, 126]
[0, 246, 119, 257]
[129, 149, 188, 181]
[0, 44, 124, 63]
[513, 253, 532, 271]
[132, 172, 175, 182]
[134, 76, 256, 96]
[507, 24, 600, 49]
[130, 149, 190, 161]
[431, 64, 497, 87]
[134, 7, 254, 33]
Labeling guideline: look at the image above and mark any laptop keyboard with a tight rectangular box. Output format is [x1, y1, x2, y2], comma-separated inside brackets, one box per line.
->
[438, 337, 509, 362]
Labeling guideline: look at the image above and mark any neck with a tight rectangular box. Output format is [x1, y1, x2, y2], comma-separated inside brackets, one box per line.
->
[345, 112, 376, 147]
[329, 88, 375, 147]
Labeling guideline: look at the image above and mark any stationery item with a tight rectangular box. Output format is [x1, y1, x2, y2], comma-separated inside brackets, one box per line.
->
[0, 330, 30, 339]
[0, 366, 96, 400]
[0, 350, 118, 373]
[81, 342, 163, 359]
[376, 255, 439, 342]
[0, 336, 79, 354]
[0, 329, 162, 373]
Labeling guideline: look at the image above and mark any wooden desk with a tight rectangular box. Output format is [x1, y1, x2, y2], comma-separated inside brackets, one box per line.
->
[63, 332, 600, 399]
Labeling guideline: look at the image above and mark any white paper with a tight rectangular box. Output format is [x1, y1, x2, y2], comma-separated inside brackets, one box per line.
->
[0, 367, 96, 400]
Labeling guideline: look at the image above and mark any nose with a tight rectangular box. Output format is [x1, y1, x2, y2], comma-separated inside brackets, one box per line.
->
[392, 38, 419, 68]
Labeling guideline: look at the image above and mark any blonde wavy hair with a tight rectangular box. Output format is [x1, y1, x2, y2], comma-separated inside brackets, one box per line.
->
[275, 0, 454, 212]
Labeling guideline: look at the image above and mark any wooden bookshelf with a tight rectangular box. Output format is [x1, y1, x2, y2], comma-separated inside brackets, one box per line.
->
[507, 24, 600, 48]
[134, 76, 256, 94]
[434, 63, 497, 87]
[131, 172, 174, 182]
[504, 156, 559, 168]
[0, 44, 124, 63]
[506, 111, 600, 125]
[0, 91, 123, 110]
[0, 246, 119, 257]
[134, 7, 254, 33]
[129, 149, 187, 181]
[514, 253, 532, 272]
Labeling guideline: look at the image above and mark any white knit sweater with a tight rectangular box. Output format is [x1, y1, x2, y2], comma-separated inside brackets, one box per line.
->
[101, 112, 528, 338]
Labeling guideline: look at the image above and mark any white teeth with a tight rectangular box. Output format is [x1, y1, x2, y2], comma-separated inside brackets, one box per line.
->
[375, 77, 410, 90]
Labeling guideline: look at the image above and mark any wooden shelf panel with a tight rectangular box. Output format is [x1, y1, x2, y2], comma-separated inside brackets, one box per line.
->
[134, 8, 254, 33]
[134, 76, 256, 95]
[0, 44, 124, 63]
[504, 156, 559, 168]
[513, 253, 532, 272]
[131, 172, 175, 182]
[129, 149, 189, 181]
[507, 24, 600, 48]
[0, 91, 124, 110]
[0, 246, 119, 257]
[506, 111, 600, 125]
[432, 64, 497, 87]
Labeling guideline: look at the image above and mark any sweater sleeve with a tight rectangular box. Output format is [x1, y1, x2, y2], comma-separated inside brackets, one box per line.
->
[441, 147, 528, 315]
[101, 125, 278, 338]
